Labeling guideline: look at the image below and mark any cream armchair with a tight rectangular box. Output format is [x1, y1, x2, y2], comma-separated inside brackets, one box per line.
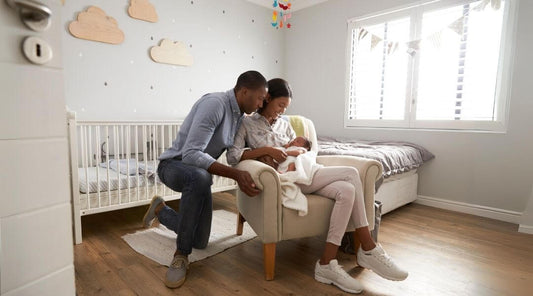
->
[234, 115, 383, 280]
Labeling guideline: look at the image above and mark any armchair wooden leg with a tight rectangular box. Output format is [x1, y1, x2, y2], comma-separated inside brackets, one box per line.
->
[236, 212, 245, 235]
[353, 232, 361, 266]
[263, 243, 276, 281]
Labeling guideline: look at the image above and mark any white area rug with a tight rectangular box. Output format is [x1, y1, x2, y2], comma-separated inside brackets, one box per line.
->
[122, 210, 256, 266]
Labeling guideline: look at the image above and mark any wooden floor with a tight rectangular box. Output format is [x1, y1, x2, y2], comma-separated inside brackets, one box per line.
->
[74, 193, 533, 295]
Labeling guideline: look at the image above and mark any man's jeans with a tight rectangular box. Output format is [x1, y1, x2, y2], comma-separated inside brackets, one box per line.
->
[157, 158, 213, 255]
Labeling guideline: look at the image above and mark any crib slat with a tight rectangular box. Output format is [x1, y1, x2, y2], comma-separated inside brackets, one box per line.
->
[142, 125, 148, 200]
[152, 124, 157, 196]
[126, 125, 131, 204]
[135, 125, 140, 201]
[105, 126, 111, 203]
[95, 126, 101, 207]
[114, 126, 121, 203]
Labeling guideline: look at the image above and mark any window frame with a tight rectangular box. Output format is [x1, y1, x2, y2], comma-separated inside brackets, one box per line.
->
[344, 0, 518, 132]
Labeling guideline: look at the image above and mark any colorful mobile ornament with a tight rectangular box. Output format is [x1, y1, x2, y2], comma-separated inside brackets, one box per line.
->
[271, 0, 291, 29]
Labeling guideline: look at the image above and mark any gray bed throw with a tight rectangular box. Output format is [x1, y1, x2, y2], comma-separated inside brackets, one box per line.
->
[317, 136, 435, 178]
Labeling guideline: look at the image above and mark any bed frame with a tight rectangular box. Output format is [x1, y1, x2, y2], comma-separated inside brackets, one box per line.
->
[375, 170, 418, 215]
[67, 112, 238, 244]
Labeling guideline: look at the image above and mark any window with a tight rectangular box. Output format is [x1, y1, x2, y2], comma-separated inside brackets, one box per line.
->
[345, 0, 517, 131]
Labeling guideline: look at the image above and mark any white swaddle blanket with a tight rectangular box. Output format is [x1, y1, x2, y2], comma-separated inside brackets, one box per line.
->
[278, 151, 322, 216]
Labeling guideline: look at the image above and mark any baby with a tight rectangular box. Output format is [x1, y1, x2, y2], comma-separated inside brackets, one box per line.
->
[277, 136, 312, 173]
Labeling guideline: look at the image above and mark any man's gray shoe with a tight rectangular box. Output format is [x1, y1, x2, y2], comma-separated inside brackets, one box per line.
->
[165, 254, 189, 288]
[142, 195, 165, 228]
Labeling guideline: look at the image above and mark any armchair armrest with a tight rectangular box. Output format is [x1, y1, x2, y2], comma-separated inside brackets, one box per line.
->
[233, 160, 277, 191]
[234, 160, 283, 242]
[316, 155, 383, 181]
[316, 155, 383, 230]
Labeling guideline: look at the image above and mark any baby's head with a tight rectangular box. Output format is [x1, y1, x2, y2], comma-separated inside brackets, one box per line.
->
[289, 136, 312, 151]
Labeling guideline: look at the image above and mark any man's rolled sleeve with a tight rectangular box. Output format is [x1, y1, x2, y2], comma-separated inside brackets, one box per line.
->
[182, 149, 216, 170]
[226, 124, 248, 166]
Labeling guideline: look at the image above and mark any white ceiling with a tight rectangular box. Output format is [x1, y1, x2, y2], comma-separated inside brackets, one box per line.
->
[244, 0, 330, 12]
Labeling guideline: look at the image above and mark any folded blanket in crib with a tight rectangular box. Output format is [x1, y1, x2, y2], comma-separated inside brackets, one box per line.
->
[278, 151, 322, 216]
[99, 159, 156, 177]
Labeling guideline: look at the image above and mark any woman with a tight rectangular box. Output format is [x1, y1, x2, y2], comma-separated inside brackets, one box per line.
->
[227, 78, 408, 294]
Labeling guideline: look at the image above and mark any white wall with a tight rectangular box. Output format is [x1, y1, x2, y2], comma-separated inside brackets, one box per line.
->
[285, 0, 533, 222]
[62, 0, 285, 121]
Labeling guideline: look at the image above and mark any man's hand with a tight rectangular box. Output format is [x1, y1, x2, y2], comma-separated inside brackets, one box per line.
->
[235, 170, 260, 197]
[257, 155, 279, 170]
[207, 161, 260, 197]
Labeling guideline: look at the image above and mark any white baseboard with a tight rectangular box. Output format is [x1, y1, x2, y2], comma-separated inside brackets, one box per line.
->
[518, 224, 533, 235]
[415, 195, 522, 224]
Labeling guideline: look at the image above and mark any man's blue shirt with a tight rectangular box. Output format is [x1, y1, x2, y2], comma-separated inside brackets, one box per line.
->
[159, 89, 243, 170]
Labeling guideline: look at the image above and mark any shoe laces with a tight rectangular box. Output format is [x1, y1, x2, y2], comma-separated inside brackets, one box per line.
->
[332, 263, 352, 279]
[170, 255, 188, 269]
[375, 251, 393, 267]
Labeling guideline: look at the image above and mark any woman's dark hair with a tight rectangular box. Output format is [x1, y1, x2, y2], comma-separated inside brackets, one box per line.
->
[234, 70, 268, 91]
[268, 78, 292, 100]
[257, 78, 292, 113]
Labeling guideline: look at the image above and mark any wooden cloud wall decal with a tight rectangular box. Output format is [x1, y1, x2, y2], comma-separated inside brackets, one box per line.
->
[128, 0, 158, 23]
[150, 39, 193, 66]
[68, 6, 124, 44]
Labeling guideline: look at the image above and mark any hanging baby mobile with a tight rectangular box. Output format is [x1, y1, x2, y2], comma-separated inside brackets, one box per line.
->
[271, 0, 292, 29]
[356, 0, 501, 56]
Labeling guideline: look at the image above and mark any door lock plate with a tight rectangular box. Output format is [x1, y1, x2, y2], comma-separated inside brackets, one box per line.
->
[22, 36, 52, 64]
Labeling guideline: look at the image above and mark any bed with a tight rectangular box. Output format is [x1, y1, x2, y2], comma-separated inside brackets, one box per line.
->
[317, 136, 435, 214]
[67, 112, 238, 244]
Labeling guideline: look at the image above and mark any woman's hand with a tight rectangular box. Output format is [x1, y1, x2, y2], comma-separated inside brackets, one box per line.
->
[268, 147, 288, 163]
[257, 155, 279, 170]
[286, 149, 305, 157]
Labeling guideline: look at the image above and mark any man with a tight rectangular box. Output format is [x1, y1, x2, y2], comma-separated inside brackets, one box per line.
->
[142, 70, 267, 288]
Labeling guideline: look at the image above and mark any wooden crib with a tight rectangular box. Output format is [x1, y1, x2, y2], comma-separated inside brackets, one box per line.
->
[67, 112, 238, 244]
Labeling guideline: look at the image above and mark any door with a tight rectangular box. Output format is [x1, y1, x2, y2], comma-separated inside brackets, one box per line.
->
[0, 0, 75, 295]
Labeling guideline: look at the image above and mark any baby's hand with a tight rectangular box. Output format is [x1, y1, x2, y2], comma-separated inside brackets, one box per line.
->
[287, 163, 296, 171]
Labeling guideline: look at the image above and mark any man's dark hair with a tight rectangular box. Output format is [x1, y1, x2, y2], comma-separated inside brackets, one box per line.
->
[235, 70, 268, 91]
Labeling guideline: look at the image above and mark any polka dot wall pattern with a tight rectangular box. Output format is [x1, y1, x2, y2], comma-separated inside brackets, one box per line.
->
[62, 0, 285, 120]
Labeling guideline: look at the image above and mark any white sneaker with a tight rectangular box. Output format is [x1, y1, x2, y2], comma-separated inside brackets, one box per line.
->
[314, 259, 363, 294]
[357, 244, 408, 281]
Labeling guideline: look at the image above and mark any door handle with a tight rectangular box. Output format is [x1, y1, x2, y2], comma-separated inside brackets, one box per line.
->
[5, 0, 52, 32]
